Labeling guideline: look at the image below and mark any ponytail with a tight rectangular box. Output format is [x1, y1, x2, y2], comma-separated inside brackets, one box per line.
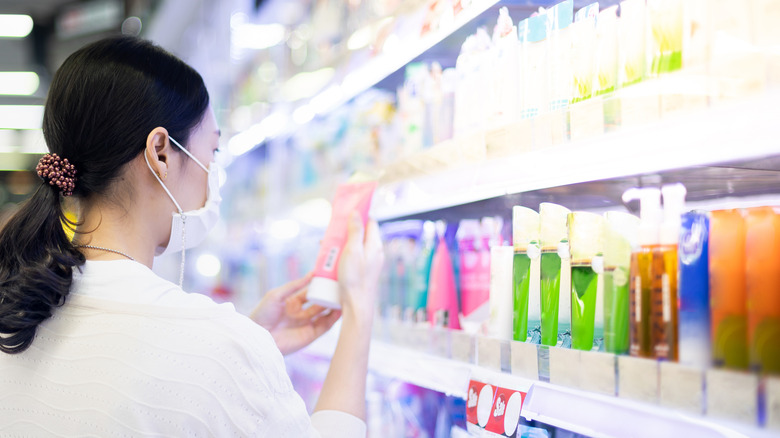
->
[0, 184, 85, 354]
[0, 35, 209, 354]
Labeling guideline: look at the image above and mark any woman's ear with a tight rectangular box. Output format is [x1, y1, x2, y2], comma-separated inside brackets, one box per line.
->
[145, 127, 170, 180]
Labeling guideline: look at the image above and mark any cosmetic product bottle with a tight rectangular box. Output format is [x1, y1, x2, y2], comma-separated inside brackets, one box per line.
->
[603, 211, 640, 354]
[651, 183, 686, 361]
[489, 245, 515, 340]
[568, 211, 605, 351]
[623, 187, 662, 358]
[678, 211, 711, 368]
[539, 203, 572, 347]
[428, 222, 461, 329]
[744, 207, 780, 374]
[710, 209, 748, 369]
[512, 206, 541, 342]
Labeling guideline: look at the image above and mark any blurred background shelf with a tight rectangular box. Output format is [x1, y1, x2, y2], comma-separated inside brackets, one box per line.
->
[371, 90, 780, 222]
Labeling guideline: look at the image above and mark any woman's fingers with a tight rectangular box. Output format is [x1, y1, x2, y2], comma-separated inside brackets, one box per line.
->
[272, 272, 314, 302]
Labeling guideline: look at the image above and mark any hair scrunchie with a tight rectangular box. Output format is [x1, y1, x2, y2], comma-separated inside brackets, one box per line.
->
[36, 153, 77, 197]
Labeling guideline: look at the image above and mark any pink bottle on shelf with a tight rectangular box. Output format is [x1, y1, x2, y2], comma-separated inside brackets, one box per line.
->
[427, 223, 461, 329]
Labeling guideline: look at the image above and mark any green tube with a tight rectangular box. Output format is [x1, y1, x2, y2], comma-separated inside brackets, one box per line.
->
[604, 268, 630, 353]
[572, 265, 599, 350]
[540, 251, 562, 346]
[513, 252, 533, 341]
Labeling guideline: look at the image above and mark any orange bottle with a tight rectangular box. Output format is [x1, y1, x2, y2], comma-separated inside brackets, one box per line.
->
[744, 207, 780, 374]
[709, 209, 748, 369]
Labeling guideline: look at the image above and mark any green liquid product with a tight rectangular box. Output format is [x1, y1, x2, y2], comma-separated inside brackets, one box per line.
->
[513, 252, 533, 341]
[568, 211, 605, 351]
[539, 203, 572, 347]
[618, 0, 647, 87]
[603, 212, 640, 354]
[595, 6, 619, 97]
[571, 3, 599, 103]
[648, 0, 683, 75]
[572, 264, 600, 350]
[512, 206, 540, 342]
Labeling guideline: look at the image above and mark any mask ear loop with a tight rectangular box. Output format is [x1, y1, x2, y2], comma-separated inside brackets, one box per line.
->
[144, 146, 187, 287]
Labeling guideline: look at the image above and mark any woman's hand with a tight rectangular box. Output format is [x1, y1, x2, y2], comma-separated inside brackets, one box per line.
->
[337, 213, 384, 321]
[250, 274, 341, 356]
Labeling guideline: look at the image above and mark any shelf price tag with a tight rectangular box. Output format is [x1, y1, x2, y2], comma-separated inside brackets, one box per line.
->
[477, 336, 503, 372]
[706, 368, 759, 425]
[451, 331, 476, 363]
[510, 341, 539, 381]
[659, 362, 704, 415]
[579, 350, 617, 396]
[466, 377, 530, 437]
[768, 376, 780, 431]
[617, 356, 659, 404]
[549, 347, 582, 388]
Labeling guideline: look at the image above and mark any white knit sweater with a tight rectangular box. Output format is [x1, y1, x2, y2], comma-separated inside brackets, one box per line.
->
[0, 260, 365, 437]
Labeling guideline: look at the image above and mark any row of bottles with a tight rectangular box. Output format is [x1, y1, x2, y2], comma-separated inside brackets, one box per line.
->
[379, 184, 780, 376]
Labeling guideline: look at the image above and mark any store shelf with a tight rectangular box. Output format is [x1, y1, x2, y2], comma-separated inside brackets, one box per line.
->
[370, 91, 780, 221]
[302, 324, 778, 438]
[327, 0, 501, 112]
[523, 381, 777, 438]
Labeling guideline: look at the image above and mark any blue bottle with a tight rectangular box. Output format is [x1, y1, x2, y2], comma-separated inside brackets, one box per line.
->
[678, 211, 710, 368]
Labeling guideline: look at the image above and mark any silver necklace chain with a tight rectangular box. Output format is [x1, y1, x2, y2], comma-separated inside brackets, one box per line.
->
[77, 245, 136, 262]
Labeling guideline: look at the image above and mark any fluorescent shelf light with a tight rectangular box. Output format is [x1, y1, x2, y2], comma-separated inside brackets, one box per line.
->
[281, 67, 334, 101]
[232, 21, 286, 50]
[0, 15, 34, 38]
[0, 105, 44, 129]
[0, 72, 40, 95]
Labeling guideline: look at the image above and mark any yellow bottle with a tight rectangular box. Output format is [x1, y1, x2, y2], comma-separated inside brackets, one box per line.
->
[623, 187, 662, 358]
[651, 184, 686, 361]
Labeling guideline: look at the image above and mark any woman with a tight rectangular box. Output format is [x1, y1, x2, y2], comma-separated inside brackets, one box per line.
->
[0, 36, 383, 436]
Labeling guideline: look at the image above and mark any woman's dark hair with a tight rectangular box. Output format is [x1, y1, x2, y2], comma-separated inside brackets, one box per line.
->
[0, 36, 210, 354]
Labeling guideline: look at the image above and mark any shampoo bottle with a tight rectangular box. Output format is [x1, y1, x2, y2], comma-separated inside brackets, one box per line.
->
[603, 211, 640, 355]
[570, 2, 600, 103]
[623, 187, 662, 358]
[539, 202, 572, 347]
[546, 0, 574, 112]
[428, 222, 461, 329]
[409, 221, 437, 323]
[519, 13, 549, 120]
[678, 211, 711, 368]
[744, 207, 780, 374]
[618, 0, 648, 87]
[488, 245, 515, 340]
[568, 211, 605, 351]
[652, 183, 686, 361]
[594, 6, 619, 97]
[647, 0, 684, 75]
[512, 206, 541, 342]
[709, 209, 747, 369]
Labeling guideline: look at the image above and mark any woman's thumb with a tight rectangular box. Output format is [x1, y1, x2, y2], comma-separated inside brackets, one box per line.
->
[346, 211, 365, 245]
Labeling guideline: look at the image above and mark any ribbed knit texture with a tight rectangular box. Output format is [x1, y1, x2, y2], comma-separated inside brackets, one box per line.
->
[0, 260, 365, 437]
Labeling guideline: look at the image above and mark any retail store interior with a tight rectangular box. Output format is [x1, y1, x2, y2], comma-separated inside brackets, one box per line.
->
[1, 0, 780, 436]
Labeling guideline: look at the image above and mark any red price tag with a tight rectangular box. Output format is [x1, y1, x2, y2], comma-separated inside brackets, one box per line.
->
[466, 379, 528, 436]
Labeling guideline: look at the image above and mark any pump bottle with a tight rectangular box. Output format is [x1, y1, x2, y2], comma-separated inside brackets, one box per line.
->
[623, 187, 662, 358]
[653, 183, 686, 361]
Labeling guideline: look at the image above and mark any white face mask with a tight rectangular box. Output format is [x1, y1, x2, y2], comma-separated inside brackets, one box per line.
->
[144, 136, 222, 258]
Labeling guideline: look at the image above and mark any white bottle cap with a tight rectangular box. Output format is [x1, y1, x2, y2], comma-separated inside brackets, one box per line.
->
[306, 277, 341, 309]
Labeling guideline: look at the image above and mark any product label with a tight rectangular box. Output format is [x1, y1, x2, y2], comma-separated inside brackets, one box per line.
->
[322, 246, 340, 272]
[634, 276, 642, 323]
[662, 273, 671, 323]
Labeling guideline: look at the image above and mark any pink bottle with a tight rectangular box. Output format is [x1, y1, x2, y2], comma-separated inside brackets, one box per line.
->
[427, 230, 461, 329]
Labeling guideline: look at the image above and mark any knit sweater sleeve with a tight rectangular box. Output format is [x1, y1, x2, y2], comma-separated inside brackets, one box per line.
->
[221, 314, 366, 437]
